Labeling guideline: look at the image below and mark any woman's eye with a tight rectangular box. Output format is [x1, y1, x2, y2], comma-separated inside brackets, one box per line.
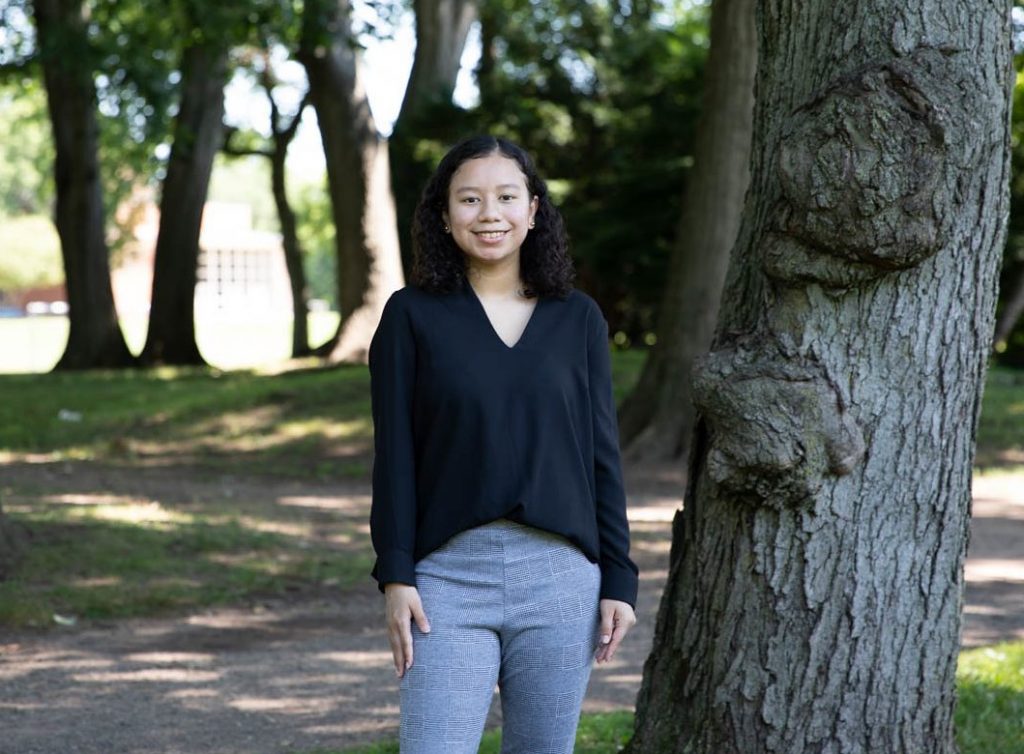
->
[500, 194, 516, 201]
[462, 197, 479, 204]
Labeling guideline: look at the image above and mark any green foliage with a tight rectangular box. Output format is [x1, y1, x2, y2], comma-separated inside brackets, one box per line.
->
[0, 215, 63, 289]
[0, 81, 52, 217]
[465, 0, 710, 335]
[293, 178, 339, 307]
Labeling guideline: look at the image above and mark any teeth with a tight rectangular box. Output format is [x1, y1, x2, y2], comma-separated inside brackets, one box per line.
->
[477, 231, 507, 240]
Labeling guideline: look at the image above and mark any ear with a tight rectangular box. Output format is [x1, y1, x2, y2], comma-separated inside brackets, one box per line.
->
[529, 196, 539, 225]
[441, 209, 450, 228]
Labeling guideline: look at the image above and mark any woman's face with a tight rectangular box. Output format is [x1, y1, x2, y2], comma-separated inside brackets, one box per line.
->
[442, 153, 539, 271]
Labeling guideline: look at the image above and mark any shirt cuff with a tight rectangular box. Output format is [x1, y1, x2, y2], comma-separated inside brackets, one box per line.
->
[371, 548, 417, 593]
[599, 561, 639, 609]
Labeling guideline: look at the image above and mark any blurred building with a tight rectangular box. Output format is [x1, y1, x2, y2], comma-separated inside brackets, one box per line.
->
[112, 200, 293, 320]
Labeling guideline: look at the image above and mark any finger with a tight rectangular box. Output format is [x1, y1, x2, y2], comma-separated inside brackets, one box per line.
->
[399, 619, 414, 676]
[410, 599, 431, 635]
[387, 627, 405, 677]
[598, 605, 615, 648]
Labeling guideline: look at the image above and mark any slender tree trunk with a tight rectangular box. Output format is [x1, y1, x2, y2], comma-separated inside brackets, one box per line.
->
[389, 0, 477, 267]
[32, 0, 135, 370]
[141, 42, 228, 366]
[618, 0, 755, 464]
[270, 135, 312, 358]
[627, 3, 1012, 753]
[297, 0, 404, 363]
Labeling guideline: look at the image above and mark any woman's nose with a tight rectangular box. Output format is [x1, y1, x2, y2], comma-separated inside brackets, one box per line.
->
[478, 197, 501, 220]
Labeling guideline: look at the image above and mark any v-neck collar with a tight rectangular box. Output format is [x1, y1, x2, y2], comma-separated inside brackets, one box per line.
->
[463, 279, 543, 350]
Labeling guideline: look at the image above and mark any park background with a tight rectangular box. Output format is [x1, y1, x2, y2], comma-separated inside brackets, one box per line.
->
[1, 0, 1024, 752]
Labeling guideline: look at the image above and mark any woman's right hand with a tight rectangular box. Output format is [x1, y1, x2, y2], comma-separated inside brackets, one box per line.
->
[384, 583, 431, 678]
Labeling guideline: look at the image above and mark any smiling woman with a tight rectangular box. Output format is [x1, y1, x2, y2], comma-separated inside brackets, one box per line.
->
[367, 135, 639, 754]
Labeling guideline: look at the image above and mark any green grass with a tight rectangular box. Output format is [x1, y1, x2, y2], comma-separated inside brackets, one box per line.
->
[956, 642, 1024, 754]
[977, 367, 1024, 468]
[0, 364, 373, 477]
[300, 644, 1024, 754]
[0, 492, 374, 628]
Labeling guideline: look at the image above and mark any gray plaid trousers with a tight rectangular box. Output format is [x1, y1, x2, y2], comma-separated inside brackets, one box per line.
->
[399, 518, 602, 753]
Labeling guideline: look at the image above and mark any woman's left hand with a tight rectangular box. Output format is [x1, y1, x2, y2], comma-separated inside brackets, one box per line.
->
[595, 598, 637, 664]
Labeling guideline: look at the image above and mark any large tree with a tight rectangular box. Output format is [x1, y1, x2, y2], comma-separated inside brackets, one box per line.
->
[617, 0, 755, 463]
[627, 3, 1012, 753]
[140, 16, 230, 365]
[32, 0, 135, 369]
[296, 0, 405, 363]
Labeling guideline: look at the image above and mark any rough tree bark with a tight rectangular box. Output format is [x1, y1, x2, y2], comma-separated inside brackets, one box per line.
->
[32, 0, 135, 370]
[627, 3, 1012, 753]
[297, 0, 405, 363]
[141, 40, 228, 366]
[618, 0, 755, 463]
[389, 0, 477, 266]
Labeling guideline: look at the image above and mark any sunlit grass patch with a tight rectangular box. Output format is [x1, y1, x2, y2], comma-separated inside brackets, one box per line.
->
[956, 642, 1024, 754]
[0, 364, 373, 478]
[977, 367, 1024, 469]
[0, 496, 373, 628]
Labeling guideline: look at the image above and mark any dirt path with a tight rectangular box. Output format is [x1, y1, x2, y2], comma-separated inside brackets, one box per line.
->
[1, 467, 1022, 754]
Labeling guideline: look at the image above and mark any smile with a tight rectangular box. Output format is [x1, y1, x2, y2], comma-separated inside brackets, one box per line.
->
[474, 231, 509, 240]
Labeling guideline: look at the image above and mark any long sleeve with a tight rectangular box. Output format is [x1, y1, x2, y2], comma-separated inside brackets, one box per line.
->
[587, 304, 640, 608]
[368, 292, 418, 592]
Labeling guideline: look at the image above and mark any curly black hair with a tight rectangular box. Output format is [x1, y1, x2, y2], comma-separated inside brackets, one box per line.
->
[410, 135, 575, 299]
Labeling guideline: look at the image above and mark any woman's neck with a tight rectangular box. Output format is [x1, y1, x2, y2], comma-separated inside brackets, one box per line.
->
[466, 260, 524, 299]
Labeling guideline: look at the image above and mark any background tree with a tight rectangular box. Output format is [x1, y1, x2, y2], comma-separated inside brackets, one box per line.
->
[296, 0, 404, 363]
[627, 3, 1012, 753]
[140, 1, 237, 365]
[31, 0, 135, 369]
[223, 50, 313, 358]
[617, 0, 755, 464]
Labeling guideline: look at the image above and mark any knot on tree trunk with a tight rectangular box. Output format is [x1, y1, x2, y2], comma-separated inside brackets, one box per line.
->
[692, 336, 865, 508]
[765, 47, 960, 288]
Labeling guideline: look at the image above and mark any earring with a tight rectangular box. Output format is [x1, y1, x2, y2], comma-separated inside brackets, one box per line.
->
[528, 221, 535, 229]
[443, 224, 450, 233]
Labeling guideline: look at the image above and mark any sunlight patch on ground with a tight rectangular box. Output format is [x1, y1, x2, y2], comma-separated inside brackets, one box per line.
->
[72, 668, 222, 683]
[317, 650, 393, 668]
[228, 696, 337, 714]
[276, 494, 372, 511]
[126, 652, 216, 665]
[965, 559, 1024, 582]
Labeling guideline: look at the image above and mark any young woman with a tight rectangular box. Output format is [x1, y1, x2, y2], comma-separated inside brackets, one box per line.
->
[369, 135, 638, 753]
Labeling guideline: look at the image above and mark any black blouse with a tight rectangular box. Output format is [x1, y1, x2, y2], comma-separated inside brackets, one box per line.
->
[367, 279, 639, 607]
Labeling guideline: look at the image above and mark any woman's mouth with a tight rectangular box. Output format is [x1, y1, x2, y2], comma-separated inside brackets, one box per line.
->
[475, 230, 508, 241]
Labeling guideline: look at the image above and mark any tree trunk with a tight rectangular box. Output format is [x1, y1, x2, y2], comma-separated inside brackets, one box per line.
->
[140, 42, 228, 366]
[270, 123, 312, 358]
[298, 0, 405, 363]
[389, 0, 477, 267]
[618, 0, 756, 464]
[32, 0, 135, 370]
[627, 3, 1012, 753]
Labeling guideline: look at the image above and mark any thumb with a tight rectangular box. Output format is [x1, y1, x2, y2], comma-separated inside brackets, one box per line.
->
[410, 598, 431, 635]
[598, 603, 614, 645]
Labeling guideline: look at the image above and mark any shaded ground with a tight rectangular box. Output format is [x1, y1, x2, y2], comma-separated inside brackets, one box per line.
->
[0, 464, 1022, 754]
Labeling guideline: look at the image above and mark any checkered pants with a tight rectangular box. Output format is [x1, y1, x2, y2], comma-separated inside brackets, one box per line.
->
[399, 518, 602, 753]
